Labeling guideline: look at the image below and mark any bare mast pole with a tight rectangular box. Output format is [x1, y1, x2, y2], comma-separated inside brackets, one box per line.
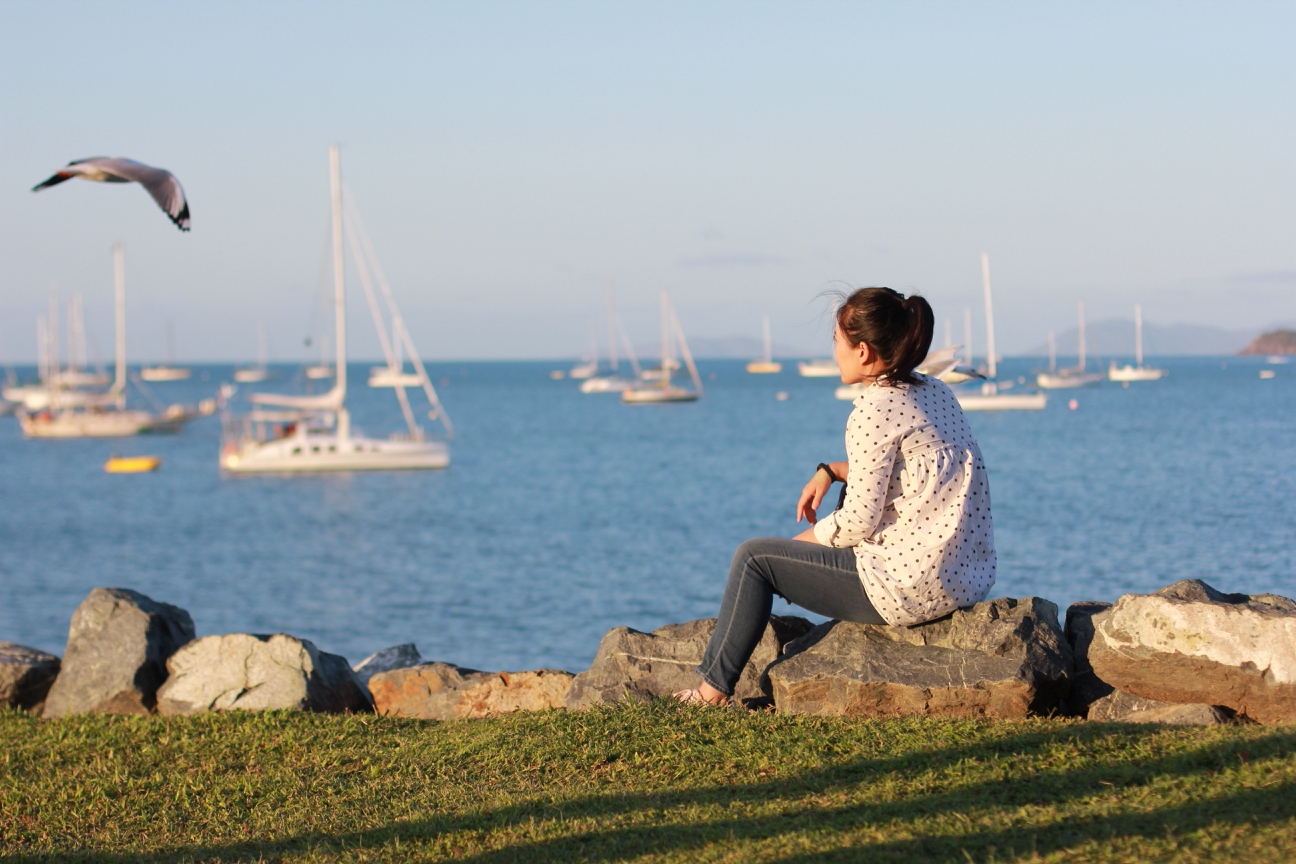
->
[329, 145, 349, 440]
[1135, 304, 1144, 368]
[980, 253, 997, 381]
[114, 242, 126, 408]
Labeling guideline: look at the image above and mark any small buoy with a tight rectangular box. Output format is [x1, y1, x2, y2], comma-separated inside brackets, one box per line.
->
[1068, 399, 1079, 411]
[549, 370, 566, 380]
[1122, 381, 1129, 388]
[1260, 369, 1276, 379]
[105, 455, 161, 473]
[775, 391, 790, 401]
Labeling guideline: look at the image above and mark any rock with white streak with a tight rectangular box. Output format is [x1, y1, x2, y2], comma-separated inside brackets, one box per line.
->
[369, 663, 574, 719]
[1087, 579, 1296, 725]
[42, 588, 195, 718]
[155, 633, 371, 715]
[564, 615, 814, 710]
[0, 642, 61, 712]
[766, 597, 1073, 718]
[352, 643, 422, 688]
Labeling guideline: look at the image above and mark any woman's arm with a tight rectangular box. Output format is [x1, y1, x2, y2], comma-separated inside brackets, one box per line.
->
[812, 407, 900, 548]
[795, 461, 850, 525]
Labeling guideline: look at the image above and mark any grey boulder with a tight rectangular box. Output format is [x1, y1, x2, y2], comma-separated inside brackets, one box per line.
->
[0, 642, 61, 712]
[370, 663, 574, 719]
[1088, 579, 1296, 725]
[42, 588, 195, 718]
[767, 597, 1072, 718]
[1087, 689, 1234, 726]
[155, 633, 371, 715]
[565, 615, 814, 710]
[353, 643, 422, 688]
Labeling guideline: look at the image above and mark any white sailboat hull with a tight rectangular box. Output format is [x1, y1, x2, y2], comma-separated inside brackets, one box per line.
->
[20, 409, 186, 438]
[222, 433, 449, 473]
[622, 385, 699, 403]
[1036, 371, 1103, 389]
[957, 392, 1048, 411]
[798, 360, 840, 377]
[579, 376, 633, 393]
[234, 368, 271, 383]
[140, 366, 192, 382]
[1108, 365, 1166, 382]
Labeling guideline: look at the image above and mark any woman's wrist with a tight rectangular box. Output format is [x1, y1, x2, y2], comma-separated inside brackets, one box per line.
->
[816, 463, 840, 484]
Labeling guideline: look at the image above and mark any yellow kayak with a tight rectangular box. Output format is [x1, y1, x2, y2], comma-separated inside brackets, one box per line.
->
[104, 455, 162, 474]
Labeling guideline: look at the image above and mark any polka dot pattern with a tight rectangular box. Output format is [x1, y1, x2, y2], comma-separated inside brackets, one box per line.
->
[811, 374, 996, 626]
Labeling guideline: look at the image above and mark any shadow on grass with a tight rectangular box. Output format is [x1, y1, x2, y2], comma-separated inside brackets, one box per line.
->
[6, 722, 1294, 863]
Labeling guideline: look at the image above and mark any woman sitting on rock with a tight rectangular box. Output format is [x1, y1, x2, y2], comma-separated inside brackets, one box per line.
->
[676, 287, 996, 706]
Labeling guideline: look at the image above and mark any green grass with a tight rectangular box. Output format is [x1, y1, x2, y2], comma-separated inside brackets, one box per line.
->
[1, 704, 1293, 863]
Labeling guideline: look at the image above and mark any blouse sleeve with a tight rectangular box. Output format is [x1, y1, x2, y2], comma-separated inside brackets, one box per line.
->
[812, 399, 900, 548]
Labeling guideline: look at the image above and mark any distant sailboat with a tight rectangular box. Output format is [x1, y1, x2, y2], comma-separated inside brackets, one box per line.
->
[1108, 304, 1166, 382]
[835, 344, 983, 399]
[568, 325, 599, 380]
[580, 286, 639, 393]
[19, 243, 209, 438]
[622, 291, 702, 403]
[797, 359, 839, 377]
[956, 254, 1047, 411]
[220, 146, 452, 473]
[234, 321, 272, 383]
[1037, 301, 1103, 389]
[746, 315, 781, 374]
[141, 320, 191, 381]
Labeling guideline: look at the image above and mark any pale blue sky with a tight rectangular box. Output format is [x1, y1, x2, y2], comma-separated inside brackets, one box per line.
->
[0, 0, 1292, 361]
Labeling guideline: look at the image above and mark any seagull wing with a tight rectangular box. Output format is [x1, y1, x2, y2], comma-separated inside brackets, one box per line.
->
[92, 158, 191, 231]
[30, 157, 113, 191]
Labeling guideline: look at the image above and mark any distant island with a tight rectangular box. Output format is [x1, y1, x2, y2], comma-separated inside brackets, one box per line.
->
[1239, 330, 1296, 356]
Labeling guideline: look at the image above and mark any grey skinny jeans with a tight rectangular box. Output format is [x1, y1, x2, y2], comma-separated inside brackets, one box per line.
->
[695, 537, 886, 697]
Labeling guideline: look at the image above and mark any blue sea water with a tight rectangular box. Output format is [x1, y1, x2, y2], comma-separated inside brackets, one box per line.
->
[1, 356, 1293, 674]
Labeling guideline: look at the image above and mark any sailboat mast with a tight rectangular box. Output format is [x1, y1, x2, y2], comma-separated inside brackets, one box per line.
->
[48, 291, 60, 383]
[607, 286, 618, 373]
[1048, 332, 1056, 372]
[1134, 304, 1143, 367]
[660, 290, 670, 386]
[762, 315, 772, 363]
[981, 254, 997, 380]
[963, 308, 972, 368]
[113, 242, 126, 404]
[329, 145, 349, 439]
[1077, 300, 1086, 372]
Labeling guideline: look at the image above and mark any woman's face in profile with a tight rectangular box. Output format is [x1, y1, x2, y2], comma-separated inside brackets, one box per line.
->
[834, 325, 863, 384]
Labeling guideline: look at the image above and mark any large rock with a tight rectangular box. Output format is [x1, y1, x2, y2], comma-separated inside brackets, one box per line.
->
[353, 643, 422, 688]
[1063, 601, 1115, 716]
[564, 615, 814, 710]
[767, 597, 1072, 718]
[370, 663, 574, 719]
[156, 633, 371, 715]
[0, 643, 61, 712]
[1088, 579, 1296, 725]
[43, 588, 195, 718]
[1087, 689, 1234, 726]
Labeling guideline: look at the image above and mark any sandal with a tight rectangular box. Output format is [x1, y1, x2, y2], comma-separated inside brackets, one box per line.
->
[672, 687, 731, 707]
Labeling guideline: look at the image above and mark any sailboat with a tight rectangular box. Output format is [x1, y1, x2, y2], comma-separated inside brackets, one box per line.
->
[220, 146, 452, 474]
[568, 326, 599, 380]
[1108, 304, 1166, 382]
[19, 243, 209, 437]
[834, 344, 984, 399]
[233, 321, 271, 383]
[622, 291, 702, 403]
[746, 315, 782, 374]
[306, 332, 334, 379]
[141, 320, 191, 381]
[580, 287, 640, 393]
[1037, 300, 1103, 389]
[956, 254, 1047, 411]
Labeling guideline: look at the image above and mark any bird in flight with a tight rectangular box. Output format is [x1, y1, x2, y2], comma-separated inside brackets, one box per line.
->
[32, 157, 190, 231]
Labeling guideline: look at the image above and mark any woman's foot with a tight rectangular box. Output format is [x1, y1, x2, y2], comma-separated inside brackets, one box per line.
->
[672, 682, 731, 707]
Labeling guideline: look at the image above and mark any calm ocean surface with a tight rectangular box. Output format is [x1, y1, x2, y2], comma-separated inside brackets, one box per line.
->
[1, 356, 1293, 673]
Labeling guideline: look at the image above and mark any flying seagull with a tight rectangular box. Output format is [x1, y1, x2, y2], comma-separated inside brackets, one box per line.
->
[32, 157, 190, 231]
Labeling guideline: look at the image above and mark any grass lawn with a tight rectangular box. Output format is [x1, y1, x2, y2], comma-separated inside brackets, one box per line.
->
[1, 703, 1293, 862]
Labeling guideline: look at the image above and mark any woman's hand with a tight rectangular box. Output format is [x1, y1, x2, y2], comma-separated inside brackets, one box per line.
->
[797, 469, 833, 524]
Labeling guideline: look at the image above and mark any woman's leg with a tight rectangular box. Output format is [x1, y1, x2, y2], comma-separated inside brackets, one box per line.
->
[693, 537, 885, 697]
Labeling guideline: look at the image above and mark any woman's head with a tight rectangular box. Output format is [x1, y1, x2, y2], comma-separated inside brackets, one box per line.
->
[833, 287, 934, 386]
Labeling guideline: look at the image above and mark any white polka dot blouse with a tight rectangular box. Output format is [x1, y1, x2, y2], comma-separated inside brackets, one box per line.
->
[812, 373, 996, 626]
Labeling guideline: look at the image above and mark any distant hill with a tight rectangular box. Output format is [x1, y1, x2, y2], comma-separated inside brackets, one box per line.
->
[1021, 319, 1256, 357]
[1239, 330, 1296, 356]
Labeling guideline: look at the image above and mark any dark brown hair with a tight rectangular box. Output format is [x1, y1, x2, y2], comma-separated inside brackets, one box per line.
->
[835, 287, 934, 386]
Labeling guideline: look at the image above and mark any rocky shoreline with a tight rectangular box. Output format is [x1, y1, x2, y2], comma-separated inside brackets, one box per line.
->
[4, 579, 1293, 726]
